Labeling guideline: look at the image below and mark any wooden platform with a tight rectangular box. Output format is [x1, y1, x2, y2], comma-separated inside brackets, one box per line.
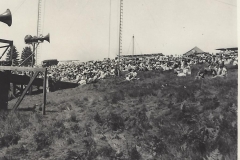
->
[9, 74, 79, 90]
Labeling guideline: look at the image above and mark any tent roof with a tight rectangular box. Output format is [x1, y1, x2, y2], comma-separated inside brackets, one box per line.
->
[183, 46, 204, 56]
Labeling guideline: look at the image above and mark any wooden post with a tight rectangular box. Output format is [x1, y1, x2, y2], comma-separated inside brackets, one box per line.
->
[0, 71, 10, 110]
[21, 84, 23, 93]
[10, 43, 13, 64]
[42, 68, 47, 115]
[13, 83, 16, 96]
[46, 75, 49, 92]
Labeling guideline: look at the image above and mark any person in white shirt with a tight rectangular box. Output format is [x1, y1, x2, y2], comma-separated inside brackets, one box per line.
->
[233, 58, 238, 66]
[78, 74, 87, 85]
[221, 66, 227, 77]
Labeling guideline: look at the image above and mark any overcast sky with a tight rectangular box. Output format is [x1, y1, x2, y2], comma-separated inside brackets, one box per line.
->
[0, 0, 238, 62]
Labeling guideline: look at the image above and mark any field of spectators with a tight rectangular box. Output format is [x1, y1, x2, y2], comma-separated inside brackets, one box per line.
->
[39, 53, 238, 92]
[0, 51, 237, 159]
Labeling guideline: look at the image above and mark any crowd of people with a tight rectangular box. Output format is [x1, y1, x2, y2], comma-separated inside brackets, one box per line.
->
[42, 52, 237, 87]
[6, 51, 237, 95]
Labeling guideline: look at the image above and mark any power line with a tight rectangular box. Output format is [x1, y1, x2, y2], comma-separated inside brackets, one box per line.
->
[67, 0, 90, 32]
[212, 0, 236, 7]
[60, 0, 91, 55]
[108, 0, 112, 58]
[136, 40, 143, 55]
[13, 0, 27, 13]
[142, 0, 162, 46]
[126, 37, 132, 55]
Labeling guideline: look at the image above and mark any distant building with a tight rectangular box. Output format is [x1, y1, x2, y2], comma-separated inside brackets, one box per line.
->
[215, 47, 238, 52]
[116, 53, 164, 60]
[216, 47, 238, 54]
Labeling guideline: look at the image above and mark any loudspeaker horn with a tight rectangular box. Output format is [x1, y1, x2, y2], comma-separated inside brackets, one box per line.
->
[24, 35, 33, 44]
[24, 33, 50, 44]
[31, 36, 39, 43]
[0, 9, 12, 26]
[39, 33, 50, 43]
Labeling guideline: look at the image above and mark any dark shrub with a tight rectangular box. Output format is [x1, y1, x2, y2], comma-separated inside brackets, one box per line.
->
[94, 112, 103, 125]
[107, 112, 124, 131]
[0, 134, 20, 148]
[129, 147, 141, 160]
[111, 90, 125, 104]
[34, 131, 53, 151]
[201, 97, 219, 110]
[71, 124, 82, 134]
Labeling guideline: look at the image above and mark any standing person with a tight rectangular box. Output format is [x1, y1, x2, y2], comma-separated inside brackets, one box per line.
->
[219, 57, 224, 68]
[114, 64, 120, 76]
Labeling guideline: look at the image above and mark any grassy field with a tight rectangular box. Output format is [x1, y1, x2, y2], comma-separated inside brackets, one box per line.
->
[0, 64, 237, 160]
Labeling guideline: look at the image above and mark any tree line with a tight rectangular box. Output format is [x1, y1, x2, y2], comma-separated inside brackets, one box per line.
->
[4, 46, 35, 66]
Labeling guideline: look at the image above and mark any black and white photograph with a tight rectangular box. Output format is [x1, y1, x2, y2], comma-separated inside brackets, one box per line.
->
[0, 0, 238, 159]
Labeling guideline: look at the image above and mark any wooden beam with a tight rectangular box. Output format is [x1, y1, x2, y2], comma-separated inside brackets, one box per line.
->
[12, 72, 40, 111]
[0, 45, 10, 49]
[0, 39, 13, 44]
[0, 66, 46, 72]
[0, 45, 9, 60]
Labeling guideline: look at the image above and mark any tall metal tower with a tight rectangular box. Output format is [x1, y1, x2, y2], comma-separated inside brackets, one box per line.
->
[118, 0, 123, 62]
[36, 0, 43, 65]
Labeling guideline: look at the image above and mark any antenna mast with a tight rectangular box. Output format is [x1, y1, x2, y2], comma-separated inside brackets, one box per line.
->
[36, 0, 43, 65]
[118, 0, 123, 74]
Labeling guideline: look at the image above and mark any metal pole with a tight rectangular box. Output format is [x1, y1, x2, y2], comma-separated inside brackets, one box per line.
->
[31, 44, 34, 67]
[29, 44, 36, 94]
[132, 35, 134, 56]
[42, 68, 47, 115]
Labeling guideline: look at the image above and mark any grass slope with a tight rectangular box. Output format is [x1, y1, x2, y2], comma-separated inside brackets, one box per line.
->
[0, 64, 237, 160]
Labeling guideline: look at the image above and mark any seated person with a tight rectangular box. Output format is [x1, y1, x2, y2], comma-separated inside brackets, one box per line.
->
[174, 67, 181, 74]
[213, 66, 227, 78]
[177, 69, 186, 77]
[195, 69, 205, 79]
[125, 69, 138, 81]
[220, 66, 228, 77]
[186, 65, 191, 75]
[233, 58, 238, 66]
[78, 74, 87, 85]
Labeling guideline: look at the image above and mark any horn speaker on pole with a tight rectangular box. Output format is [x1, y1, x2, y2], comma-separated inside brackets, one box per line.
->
[24, 34, 50, 44]
[0, 9, 12, 27]
[39, 34, 50, 43]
